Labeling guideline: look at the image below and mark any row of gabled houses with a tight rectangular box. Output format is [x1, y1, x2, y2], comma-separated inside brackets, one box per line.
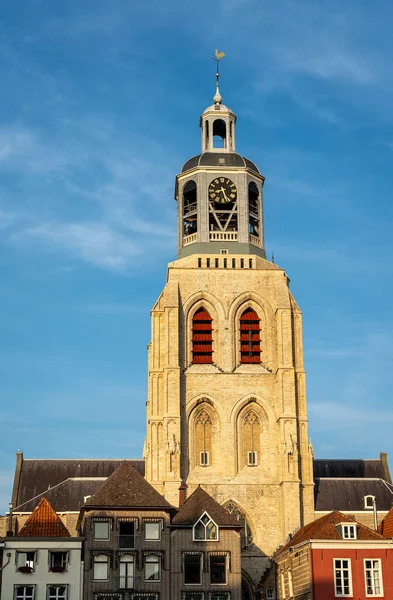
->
[1, 459, 393, 600]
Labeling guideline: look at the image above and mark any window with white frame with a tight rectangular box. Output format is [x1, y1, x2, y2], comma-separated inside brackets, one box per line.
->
[94, 595, 122, 600]
[16, 552, 36, 571]
[47, 586, 67, 600]
[334, 559, 352, 597]
[93, 554, 109, 580]
[181, 593, 204, 600]
[49, 552, 68, 572]
[208, 594, 231, 600]
[200, 451, 210, 466]
[93, 520, 110, 541]
[119, 554, 135, 589]
[144, 555, 160, 581]
[364, 495, 375, 510]
[131, 596, 159, 600]
[247, 451, 257, 466]
[341, 524, 357, 540]
[144, 521, 161, 541]
[364, 559, 383, 596]
[14, 587, 35, 600]
[266, 590, 275, 600]
[193, 512, 218, 541]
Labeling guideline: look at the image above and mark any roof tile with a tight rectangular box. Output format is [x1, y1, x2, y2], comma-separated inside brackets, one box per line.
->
[85, 461, 172, 509]
[172, 486, 241, 527]
[277, 510, 384, 554]
[17, 497, 70, 538]
[379, 507, 393, 538]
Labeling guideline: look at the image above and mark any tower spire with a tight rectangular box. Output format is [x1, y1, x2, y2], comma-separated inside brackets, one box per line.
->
[212, 49, 225, 106]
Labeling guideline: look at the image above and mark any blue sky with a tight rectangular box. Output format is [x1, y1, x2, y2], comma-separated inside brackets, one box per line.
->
[1, 0, 393, 512]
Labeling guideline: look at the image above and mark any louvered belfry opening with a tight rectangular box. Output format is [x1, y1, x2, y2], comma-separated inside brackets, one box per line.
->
[240, 308, 261, 363]
[192, 308, 213, 364]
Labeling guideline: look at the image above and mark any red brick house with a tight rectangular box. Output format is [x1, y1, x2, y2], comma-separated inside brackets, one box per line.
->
[275, 510, 393, 600]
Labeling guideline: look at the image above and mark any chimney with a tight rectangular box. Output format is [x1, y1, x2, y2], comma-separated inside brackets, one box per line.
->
[380, 452, 392, 484]
[179, 482, 186, 507]
[7, 502, 13, 537]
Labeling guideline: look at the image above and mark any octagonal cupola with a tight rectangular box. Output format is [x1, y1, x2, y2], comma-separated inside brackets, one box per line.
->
[175, 59, 265, 259]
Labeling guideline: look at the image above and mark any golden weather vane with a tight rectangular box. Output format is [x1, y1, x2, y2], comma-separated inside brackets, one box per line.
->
[211, 50, 225, 104]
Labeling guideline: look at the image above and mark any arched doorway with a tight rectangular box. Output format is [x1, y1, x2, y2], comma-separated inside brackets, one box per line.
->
[242, 570, 255, 600]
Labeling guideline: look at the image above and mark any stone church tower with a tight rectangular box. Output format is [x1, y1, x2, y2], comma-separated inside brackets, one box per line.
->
[144, 74, 314, 594]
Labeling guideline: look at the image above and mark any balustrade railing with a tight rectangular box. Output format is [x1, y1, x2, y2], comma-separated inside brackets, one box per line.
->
[209, 231, 238, 241]
[183, 233, 198, 246]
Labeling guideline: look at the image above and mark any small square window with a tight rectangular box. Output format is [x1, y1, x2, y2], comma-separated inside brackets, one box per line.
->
[14, 586, 35, 600]
[145, 522, 161, 541]
[341, 524, 357, 539]
[49, 552, 68, 572]
[266, 591, 275, 600]
[93, 521, 110, 540]
[220, 249, 228, 255]
[364, 495, 375, 510]
[16, 552, 36, 572]
[200, 451, 209, 466]
[247, 451, 257, 466]
[47, 586, 67, 600]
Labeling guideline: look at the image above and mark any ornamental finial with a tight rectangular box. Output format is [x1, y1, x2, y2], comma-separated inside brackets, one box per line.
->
[211, 49, 225, 105]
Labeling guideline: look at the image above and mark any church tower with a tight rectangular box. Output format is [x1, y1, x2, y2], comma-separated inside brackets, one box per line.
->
[145, 64, 314, 593]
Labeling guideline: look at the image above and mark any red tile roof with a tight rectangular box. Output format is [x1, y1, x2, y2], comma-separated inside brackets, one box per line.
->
[277, 510, 384, 555]
[18, 497, 70, 537]
[379, 507, 393, 538]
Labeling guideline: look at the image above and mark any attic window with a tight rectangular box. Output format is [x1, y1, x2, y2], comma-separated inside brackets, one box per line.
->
[364, 495, 375, 510]
[193, 512, 218, 541]
[341, 523, 357, 540]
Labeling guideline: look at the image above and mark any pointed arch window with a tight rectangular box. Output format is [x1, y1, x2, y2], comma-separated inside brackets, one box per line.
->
[243, 410, 261, 467]
[193, 512, 218, 541]
[240, 308, 261, 363]
[223, 501, 253, 548]
[192, 308, 213, 364]
[195, 409, 212, 466]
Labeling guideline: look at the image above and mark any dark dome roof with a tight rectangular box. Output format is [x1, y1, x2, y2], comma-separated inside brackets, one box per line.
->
[181, 152, 260, 174]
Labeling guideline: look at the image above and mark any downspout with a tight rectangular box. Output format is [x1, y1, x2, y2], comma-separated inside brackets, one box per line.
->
[0, 550, 11, 573]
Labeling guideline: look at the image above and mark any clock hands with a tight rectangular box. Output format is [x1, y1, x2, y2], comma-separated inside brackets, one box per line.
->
[220, 187, 230, 203]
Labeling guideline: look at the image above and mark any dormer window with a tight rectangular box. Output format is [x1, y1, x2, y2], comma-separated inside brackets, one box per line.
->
[340, 523, 357, 540]
[193, 512, 218, 541]
[364, 495, 375, 510]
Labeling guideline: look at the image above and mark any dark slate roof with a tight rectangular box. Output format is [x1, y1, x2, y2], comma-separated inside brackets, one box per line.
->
[18, 498, 70, 537]
[85, 461, 172, 509]
[277, 511, 384, 555]
[181, 152, 260, 174]
[15, 459, 145, 508]
[314, 478, 393, 512]
[15, 478, 108, 512]
[172, 486, 241, 528]
[314, 459, 386, 479]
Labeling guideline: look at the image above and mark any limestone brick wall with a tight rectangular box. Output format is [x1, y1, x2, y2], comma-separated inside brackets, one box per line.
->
[145, 252, 315, 591]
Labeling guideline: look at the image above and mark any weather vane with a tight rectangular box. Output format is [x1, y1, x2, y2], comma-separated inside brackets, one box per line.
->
[211, 49, 225, 105]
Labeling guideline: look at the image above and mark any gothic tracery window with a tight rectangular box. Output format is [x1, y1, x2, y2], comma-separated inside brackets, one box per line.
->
[240, 308, 261, 364]
[243, 410, 261, 467]
[192, 308, 213, 364]
[223, 501, 253, 548]
[195, 409, 212, 466]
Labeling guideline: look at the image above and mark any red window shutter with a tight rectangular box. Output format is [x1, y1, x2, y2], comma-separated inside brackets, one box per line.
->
[240, 308, 261, 364]
[192, 308, 213, 364]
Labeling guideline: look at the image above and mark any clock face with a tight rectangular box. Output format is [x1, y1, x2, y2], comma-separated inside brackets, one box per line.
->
[209, 177, 237, 204]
